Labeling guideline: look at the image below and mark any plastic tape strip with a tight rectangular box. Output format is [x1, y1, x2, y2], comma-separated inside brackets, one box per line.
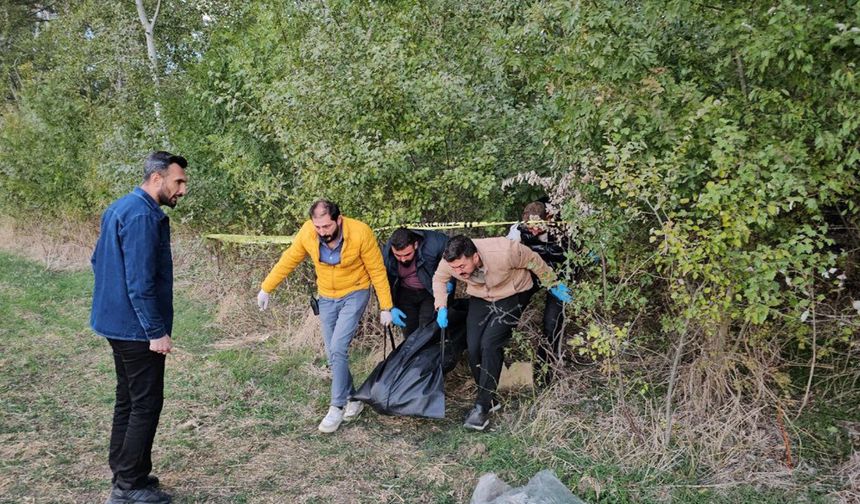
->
[205, 220, 566, 245]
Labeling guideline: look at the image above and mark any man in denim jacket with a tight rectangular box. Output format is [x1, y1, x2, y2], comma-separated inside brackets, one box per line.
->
[91, 151, 188, 504]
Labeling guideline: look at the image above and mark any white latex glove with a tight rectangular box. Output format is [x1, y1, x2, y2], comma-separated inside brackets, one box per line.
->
[380, 310, 393, 327]
[257, 290, 270, 311]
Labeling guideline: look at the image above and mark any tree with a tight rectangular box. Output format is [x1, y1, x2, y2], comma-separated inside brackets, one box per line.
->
[134, 0, 165, 138]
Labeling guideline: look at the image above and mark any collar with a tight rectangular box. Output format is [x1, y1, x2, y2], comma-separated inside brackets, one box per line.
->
[132, 187, 167, 219]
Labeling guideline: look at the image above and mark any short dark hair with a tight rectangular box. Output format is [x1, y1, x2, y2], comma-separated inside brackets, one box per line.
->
[309, 199, 341, 220]
[143, 151, 187, 181]
[390, 228, 421, 250]
[522, 201, 547, 222]
[443, 235, 477, 262]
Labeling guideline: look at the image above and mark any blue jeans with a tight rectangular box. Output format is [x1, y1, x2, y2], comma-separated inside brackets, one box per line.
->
[318, 289, 371, 407]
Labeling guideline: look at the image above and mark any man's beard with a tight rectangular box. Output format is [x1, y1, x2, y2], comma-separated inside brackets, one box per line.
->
[320, 224, 341, 243]
[157, 188, 178, 208]
[399, 258, 414, 267]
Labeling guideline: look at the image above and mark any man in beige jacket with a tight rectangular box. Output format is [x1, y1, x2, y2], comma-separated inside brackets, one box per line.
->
[432, 235, 572, 430]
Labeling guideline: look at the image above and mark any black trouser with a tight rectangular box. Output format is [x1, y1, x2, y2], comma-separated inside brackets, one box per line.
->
[539, 293, 565, 359]
[395, 287, 435, 338]
[108, 339, 165, 490]
[441, 298, 469, 373]
[518, 283, 567, 385]
[520, 287, 565, 370]
[466, 292, 530, 408]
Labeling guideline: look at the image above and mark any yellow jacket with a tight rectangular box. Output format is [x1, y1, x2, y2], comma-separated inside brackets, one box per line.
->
[261, 217, 393, 309]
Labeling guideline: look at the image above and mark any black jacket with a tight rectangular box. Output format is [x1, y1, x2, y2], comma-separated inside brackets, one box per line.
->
[383, 229, 448, 298]
[517, 225, 568, 268]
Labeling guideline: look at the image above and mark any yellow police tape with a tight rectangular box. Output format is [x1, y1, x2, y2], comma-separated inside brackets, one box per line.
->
[204, 233, 298, 245]
[205, 220, 565, 246]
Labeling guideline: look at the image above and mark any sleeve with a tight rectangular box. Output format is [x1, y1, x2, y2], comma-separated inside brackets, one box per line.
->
[120, 215, 167, 339]
[509, 241, 557, 287]
[261, 224, 310, 293]
[432, 261, 453, 308]
[381, 239, 396, 291]
[361, 226, 394, 310]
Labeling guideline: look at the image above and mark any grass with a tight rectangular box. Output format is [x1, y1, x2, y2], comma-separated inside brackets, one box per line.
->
[0, 250, 847, 503]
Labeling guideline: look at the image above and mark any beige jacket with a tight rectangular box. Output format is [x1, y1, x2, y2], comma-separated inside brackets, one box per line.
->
[432, 237, 557, 306]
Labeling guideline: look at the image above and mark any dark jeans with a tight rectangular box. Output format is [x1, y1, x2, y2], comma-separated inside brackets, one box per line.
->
[466, 293, 530, 408]
[441, 298, 469, 373]
[520, 287, 565, 363]
[395, 287, 435, 338]
[108, 339, 165, 490]
[519, 285, 566, 384]
[537, 294, 564, 364]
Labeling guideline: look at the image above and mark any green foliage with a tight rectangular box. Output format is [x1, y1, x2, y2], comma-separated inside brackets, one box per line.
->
[0, 1, 226, 218]
[504, 1, 859, 350]
[0, 1, 858, 461]
[186, 0, 548, 230]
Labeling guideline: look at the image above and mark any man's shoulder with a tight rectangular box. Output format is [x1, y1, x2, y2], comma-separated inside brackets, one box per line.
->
[506, 224, 522, 241]
[422, 229, 448, 241]
[344, 217, 373, 237]
[105, 191, 152, 220]
[420, 229, 448, 249]
[475, 236, 516, 251]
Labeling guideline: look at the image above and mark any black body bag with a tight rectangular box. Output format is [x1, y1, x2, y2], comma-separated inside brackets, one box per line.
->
[353, 323, 448, 419]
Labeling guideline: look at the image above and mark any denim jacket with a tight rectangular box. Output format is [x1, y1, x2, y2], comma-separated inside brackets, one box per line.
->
[90, 187, 174, 341]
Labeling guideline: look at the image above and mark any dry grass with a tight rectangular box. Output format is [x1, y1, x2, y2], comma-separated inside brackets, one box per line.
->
[833, 451, 860, 503]
[1, 216, 851, 503]
[0, 215, 95, 271]
[505, 337, 858, 501]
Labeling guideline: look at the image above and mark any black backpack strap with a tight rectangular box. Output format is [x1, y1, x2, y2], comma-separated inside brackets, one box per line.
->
[440, 327, 446, 369]
[384, 326, 396, 359]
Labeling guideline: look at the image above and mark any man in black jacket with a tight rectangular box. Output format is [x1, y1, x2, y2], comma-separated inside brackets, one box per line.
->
[507, 201, 575, 384]
[383, 228, 450, 337]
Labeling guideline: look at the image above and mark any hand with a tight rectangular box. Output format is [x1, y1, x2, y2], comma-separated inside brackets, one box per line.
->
[150, 334, 172, 354]
[257, 290, 270, 311]
[436, 306, 448, 329]
[390, 307, 407, 328]
[446, 280, 455, 295]
[380, 310, 393, 327]
[549, 283, 572, 303]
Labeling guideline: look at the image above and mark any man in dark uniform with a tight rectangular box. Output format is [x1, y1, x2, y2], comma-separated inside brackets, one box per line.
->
[507, 201, 575, 384]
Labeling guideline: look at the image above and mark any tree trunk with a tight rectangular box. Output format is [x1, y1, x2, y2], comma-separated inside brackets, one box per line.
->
[134, 0, 167, 141]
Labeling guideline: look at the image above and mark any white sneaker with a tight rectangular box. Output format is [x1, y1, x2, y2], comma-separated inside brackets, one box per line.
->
[318, 406, 344, 433]
[343, 400, 364, 422]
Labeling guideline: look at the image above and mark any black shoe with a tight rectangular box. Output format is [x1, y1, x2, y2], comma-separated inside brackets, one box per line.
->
[105, 486, 172, 504]
[464, 405, 489, 431]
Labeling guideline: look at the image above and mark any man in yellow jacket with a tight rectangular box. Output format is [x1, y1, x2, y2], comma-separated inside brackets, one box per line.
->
[256, 200, 394, 433]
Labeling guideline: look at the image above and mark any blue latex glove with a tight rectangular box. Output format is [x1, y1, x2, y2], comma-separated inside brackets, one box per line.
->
[549, 283, 573, 303]
[390, 307, 407, 328]
[446, 280, 455, 294]
[436, 307, 449, 328]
